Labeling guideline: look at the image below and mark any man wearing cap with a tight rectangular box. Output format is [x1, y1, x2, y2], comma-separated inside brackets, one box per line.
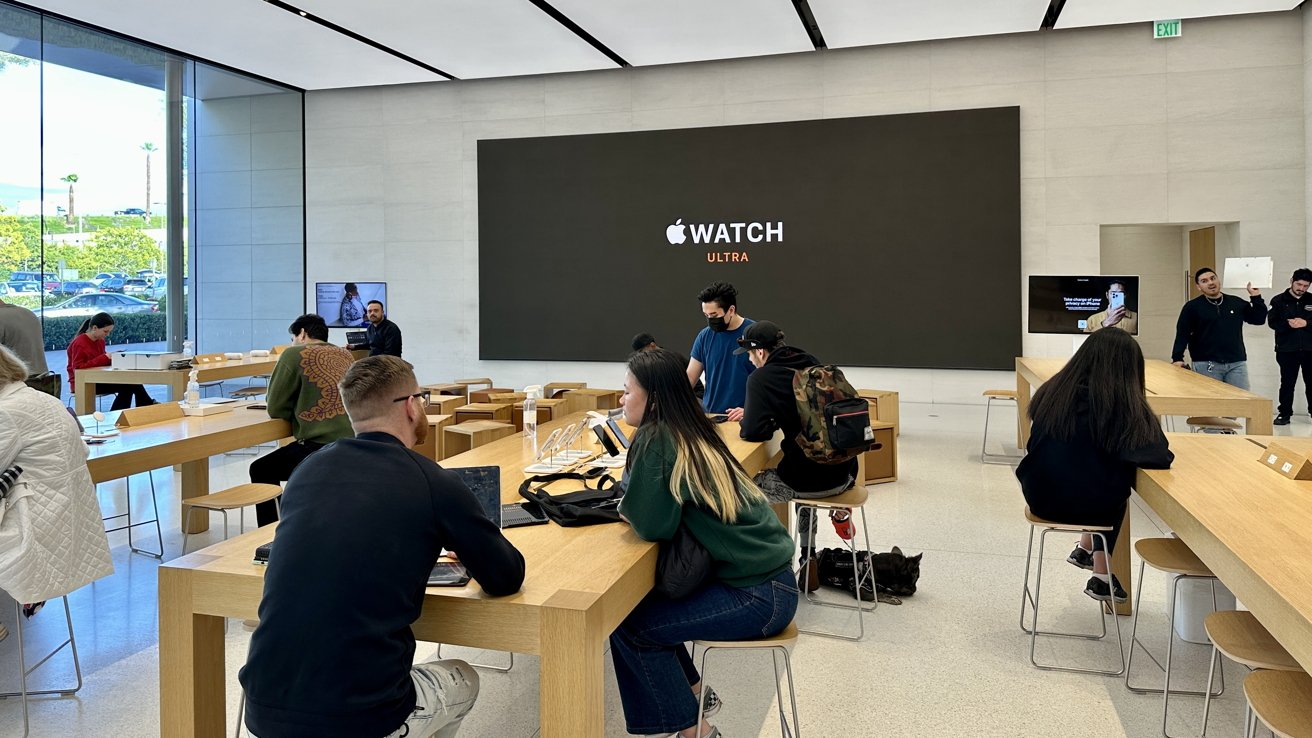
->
[737, 321, 857, 582]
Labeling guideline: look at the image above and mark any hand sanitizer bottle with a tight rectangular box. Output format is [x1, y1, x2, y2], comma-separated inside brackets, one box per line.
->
[186, 368, 201, 409]
[523, 385, 542, 455]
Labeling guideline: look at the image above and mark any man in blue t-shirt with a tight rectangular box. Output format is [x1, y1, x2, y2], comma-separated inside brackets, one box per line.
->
[687, 281, 755, 418]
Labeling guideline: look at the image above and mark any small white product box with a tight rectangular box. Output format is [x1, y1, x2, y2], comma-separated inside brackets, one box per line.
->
[110, 351, 183, 370]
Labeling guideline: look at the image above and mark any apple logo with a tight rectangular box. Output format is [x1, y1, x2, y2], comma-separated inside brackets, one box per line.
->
[666, 218, 687, 245]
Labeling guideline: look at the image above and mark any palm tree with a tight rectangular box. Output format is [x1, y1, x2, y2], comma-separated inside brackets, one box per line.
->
[60, 174, 78, 225]
[141, 143, 156, 219]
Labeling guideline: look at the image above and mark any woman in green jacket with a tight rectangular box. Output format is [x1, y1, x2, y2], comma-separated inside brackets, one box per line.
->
[612, 348, 797, 738]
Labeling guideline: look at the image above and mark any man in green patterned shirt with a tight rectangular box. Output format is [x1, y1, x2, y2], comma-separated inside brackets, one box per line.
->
[250, 313, 355, 526]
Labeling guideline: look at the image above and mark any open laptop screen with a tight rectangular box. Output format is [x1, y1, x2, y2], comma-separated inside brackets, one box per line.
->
[448, 465, 501, 526]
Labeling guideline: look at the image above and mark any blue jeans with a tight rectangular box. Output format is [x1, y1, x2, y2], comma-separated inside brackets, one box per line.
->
[1191, 360, 1250, 390]
[609, 569, 799, 735]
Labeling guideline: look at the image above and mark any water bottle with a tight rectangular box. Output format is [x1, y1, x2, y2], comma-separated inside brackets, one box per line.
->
[186, 368, 201, 408]
[523, 385, 542, 456]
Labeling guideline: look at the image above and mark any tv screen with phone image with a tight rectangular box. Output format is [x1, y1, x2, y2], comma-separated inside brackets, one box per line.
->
[1028, 276, 1140, 336]
[316, 282, 387, 328]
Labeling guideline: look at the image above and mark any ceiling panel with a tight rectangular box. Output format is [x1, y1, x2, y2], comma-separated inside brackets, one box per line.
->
[1058, 0, 1298, 29]
[549, 0, 814, 67]
[811, 0, 1052, 48]
[17, 0, 444, 90]
[297, 0, 617, 79]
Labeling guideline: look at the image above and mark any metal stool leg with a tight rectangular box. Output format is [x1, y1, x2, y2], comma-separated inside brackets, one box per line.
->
[1023, 528, 1123, 675]
[982, 398, 1023, 464]
[1127, 571, 1224, 726]
[2, 595, 84, 737]
[794, 502, 875, 641]
[695, 643, 799, 738]
[434, 644, 514, 672]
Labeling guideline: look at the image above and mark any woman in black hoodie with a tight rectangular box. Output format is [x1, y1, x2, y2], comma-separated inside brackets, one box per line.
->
[1016, 328, 1174, 603]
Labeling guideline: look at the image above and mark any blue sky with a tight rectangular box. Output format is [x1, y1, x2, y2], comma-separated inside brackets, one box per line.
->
[0, 58, 166, 216]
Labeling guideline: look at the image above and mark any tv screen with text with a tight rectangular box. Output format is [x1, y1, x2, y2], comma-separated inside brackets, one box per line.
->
[1028, 276, 1140, 335]
[478, 107, 1021, 369]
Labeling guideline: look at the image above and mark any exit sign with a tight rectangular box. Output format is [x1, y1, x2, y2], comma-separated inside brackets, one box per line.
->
[1154, 19, 1182, 39]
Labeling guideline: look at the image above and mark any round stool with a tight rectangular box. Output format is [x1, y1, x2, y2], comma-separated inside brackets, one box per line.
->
[1244, 670, 1312, 738]
[1186, 416, 1242, 434]
[1200, 611, 1302, 735]
[982, 389, 1023, 464]
[1125, 537, 1224, 737]
[693, 622, 800, 738]
[794, 485, 875, 641]
[1020, 507, 1125, 676]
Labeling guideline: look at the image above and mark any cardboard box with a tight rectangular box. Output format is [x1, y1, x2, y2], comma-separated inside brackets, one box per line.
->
[111, 351, 183, 370]
[1258, 439, 1312, 480]
[858, 389, 899, 436]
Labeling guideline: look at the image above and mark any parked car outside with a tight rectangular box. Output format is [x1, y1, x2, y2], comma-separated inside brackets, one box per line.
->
[51, 281, 100, 298]
[91, 272, 127, 286]
[9, 271, 59, 292]
[136, 269, 163, 283]
[0, 282, 9, 296]
[114, 207, 146, 216]
[99, 277, 127, 293]
[31, 292, 158, 318]
[5, 280, 45, 295]
[145, 276, 188, 301]
[123, 278, 151, 297]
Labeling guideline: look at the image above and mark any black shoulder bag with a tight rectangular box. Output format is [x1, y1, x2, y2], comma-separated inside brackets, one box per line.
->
[517, 469, 623, 527]
[654, 517, 714, 599]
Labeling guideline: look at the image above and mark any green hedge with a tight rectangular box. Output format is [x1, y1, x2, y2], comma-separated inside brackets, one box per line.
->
[42, 312, 167, 351]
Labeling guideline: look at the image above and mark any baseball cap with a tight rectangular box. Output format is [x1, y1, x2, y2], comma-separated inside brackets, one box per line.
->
[733, 320, 785, 354]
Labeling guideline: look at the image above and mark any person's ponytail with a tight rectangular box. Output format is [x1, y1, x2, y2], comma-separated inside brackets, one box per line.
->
[77, 318, 91, 335]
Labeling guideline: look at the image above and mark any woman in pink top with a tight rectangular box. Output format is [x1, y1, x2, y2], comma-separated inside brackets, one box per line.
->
[66, 313, 155, 411]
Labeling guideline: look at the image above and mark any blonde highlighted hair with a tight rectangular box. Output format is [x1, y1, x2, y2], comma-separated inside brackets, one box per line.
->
[626, 348, 765, 522]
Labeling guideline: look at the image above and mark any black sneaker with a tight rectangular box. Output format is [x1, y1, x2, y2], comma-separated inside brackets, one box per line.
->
[1067, 546, 1094, 570]
[1275, 414, 1291, 426]
[1084, 576, 1128, 603]
[698, 686, 722, 718]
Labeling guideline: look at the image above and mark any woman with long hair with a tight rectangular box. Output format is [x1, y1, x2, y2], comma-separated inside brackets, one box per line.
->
[611, 348, 797, 738]
[66, 312, 155, 410]
[1016, 328, 1173, 602]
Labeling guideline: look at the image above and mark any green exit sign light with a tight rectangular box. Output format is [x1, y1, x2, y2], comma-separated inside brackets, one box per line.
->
[1154, 19, 1182, 39]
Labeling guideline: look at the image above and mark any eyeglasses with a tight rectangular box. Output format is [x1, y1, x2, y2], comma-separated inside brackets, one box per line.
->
[393, 390, 431, 408]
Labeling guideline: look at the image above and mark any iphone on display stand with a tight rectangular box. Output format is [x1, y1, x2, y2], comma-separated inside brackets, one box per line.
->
[557, 421, 590, 460]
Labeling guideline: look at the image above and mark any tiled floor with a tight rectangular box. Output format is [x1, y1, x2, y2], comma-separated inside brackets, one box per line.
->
[1, 402, 1304, 737]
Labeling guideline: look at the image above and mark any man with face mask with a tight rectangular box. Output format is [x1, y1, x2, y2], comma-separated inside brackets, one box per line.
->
[249, 313, 356, 526]
[737, 321, 857, 584]
[686, 281, 754, 419]
[240, 355, 524, 738]
[1268, 268, 1312, 425]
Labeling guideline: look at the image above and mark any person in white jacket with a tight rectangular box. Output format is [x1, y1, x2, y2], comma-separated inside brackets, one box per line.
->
[0, 344, 113, 632]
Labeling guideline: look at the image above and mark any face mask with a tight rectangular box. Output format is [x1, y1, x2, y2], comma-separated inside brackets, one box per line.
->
[708, 315, 728, 332]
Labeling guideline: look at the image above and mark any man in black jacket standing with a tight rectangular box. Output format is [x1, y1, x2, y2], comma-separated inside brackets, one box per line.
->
[737, 321, 857, 577]
[1267, 268, 1312, 425]
[349, 300, 403, 357]
[240, 355, 525, 738]
[1171, 267, 1266, 390]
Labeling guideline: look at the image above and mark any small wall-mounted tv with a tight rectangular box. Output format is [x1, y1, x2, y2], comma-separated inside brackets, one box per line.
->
[316, 282, 387, 328]
[1028, 275, 1139, 335]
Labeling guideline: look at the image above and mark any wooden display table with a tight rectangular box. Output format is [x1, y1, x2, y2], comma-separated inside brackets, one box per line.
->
[157, 413, 769, 737]
[470, 387, 515, 403]
[414, 414, 454, 462]
[1135, 434, 1312, 674]
[83, 402, 291, 533]
[443, 420, 515, 456]
[454, 402, 512, 424]
[544, 381, 586, 398]
[75, 354, 280, 414]
[427, 394, 465, 416]
[563, 387, 622, 414]
[423, 382, 467, 399]
[1016, 357, 1272, 447]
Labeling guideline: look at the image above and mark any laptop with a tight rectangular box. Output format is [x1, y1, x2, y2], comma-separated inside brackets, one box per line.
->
[448, 465, 547, 529]
[346, 329, 368, 345]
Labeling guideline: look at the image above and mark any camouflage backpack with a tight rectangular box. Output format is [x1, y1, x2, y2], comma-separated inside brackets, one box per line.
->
[791, 365, 876, 464]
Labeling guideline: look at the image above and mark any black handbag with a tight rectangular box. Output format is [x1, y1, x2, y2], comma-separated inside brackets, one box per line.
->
[517, 469, 623, 527]
[654, 517, 714, 599]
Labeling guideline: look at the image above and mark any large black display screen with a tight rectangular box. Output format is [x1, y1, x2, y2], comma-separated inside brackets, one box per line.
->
[478, 107, 1020, 370]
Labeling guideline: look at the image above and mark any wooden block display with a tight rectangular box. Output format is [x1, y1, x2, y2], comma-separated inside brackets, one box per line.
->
[414, 414, 454, 462]
[858, 420, 898, 485]
[429, 394, 466, 416]
[563, 388, 621, 414]
[511, 397, 569, 432]
[444, 420, 514, 457]
[858, 389, 899, 437]
[1258, 440, 1312, 480]
[423, 383, 467, 399]
[454, 402, 512, 424]
[544, 381, 586, 399]
[470, 387, 515, 403]
[115, 402, 186, 427]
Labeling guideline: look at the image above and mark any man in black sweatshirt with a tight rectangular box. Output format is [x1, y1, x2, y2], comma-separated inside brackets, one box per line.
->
[1171, 267, 1266, 390]
[1267, 268, 1312, 424]
[240, 355, 525, 738]
[737, 321, 857, 573]
[347, 300, 403, 358]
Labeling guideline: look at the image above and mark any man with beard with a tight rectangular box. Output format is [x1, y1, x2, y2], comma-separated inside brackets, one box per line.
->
[1268, 268, 1312, 425]
[240, 355, 525, 738]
